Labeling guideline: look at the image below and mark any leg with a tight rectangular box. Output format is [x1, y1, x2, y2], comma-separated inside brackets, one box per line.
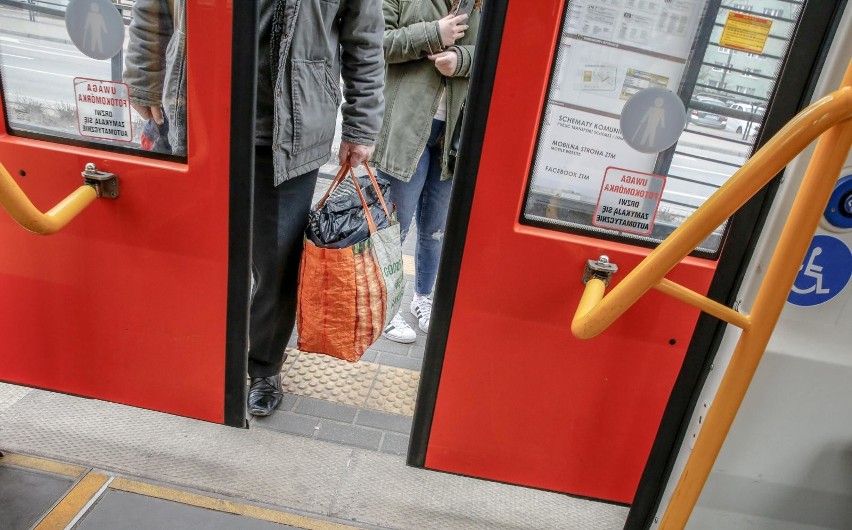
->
[376, 128, 434, 343]
[409, 121, 451, 332]
[413, 121, 452, 297]
[379, 154, 429, 244]
[248, 146, 318, 415]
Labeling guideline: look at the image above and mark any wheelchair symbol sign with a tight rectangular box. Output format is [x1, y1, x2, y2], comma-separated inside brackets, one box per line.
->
[787, 235, 852, 307]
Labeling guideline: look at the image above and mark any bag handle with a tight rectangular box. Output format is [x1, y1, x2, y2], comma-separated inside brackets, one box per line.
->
[347, 166, 379, 234]
[314, 163, 352, 209]
[363, 163, 392, 220]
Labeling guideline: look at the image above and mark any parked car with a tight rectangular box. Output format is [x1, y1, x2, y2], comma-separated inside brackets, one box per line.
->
[726, 102, 765, 136]
[688, 96, 728, 129]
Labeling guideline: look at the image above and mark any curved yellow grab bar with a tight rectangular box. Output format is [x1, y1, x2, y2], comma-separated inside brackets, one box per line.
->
[0, 163, 99, 235]
[572, 83, 852, 339]
[573, 60, 852, 530]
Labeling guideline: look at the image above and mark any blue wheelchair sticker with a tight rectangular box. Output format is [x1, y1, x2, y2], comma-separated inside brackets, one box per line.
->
[787, 235, 852, 307]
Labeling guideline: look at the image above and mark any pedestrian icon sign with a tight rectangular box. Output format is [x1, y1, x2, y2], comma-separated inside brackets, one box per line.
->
[787, 235, 852, 307]
[620, 87, 687, 154]
[632, 98, 667, 148]
[65, 0, 125, 60]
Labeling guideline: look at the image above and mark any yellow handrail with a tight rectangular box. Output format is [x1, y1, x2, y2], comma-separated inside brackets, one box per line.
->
[572, 59, 852, 529]
[0, 163, 99, 235]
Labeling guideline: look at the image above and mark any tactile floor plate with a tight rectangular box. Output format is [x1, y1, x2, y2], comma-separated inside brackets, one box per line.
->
[365, 366, 419, 415]
[282, 350, 420, 415]
[282, 350, 378, 408]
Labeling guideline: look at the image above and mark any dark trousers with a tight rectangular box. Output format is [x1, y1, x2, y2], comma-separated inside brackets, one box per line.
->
[248, 146, 318, 378]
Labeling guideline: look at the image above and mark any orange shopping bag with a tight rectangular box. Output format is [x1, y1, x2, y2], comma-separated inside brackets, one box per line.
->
[296, 164, 403, 361]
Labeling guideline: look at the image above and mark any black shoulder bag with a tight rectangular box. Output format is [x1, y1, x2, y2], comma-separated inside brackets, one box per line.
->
[447, 100, 465, 174]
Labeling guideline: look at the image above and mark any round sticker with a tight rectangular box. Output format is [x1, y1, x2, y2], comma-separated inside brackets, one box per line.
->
[823, 174, 852, 230]
[65, 0, 125, 60]
[787, 235, 852, 307]
[620, 87, 687, 154]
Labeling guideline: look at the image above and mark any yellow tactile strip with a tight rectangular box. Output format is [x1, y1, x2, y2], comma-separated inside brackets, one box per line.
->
[0, 453, 86, 478]
[402, 254, 415, 275]
[2, 452, 358, 530]
[35, 472, 109, 530]
[282, 349, 420, 416]
[110, 478, 358, 530]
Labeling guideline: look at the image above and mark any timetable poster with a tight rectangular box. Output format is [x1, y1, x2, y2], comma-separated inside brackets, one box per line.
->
[530, 0, 704, 208]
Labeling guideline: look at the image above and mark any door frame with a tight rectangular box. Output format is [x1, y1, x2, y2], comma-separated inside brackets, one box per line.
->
[224, 0, 259, 428]
[407, 0, 848, 523]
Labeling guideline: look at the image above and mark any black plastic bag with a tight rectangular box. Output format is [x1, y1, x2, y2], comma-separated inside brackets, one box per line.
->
[307, 174, 393, 249]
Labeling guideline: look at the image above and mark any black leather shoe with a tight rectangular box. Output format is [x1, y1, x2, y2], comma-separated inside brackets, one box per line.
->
[248, 374, 283, 417]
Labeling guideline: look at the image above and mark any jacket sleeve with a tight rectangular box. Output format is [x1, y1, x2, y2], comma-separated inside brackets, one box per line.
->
[383, 0, 445, 64]
[448, 44, 474, 77]
[123, 0, 173, 107]
[339, 0, 386, 145]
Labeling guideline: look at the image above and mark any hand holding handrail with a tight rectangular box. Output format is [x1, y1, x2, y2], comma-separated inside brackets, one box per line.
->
[0, 162, 118, 235]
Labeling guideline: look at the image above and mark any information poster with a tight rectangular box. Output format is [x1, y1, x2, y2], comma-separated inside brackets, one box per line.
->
[719, 12, 773, 53]
[527, 0, 705, 235]
[74, 77, 132, 142]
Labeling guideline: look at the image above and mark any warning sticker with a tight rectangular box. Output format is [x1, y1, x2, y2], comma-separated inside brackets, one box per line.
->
[74, 77, 132, 142]
[593, 167, 666, 235]
[718, 12, 773, 54]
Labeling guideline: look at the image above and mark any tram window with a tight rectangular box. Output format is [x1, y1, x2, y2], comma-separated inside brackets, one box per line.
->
[0, 0, 186, 161]
[521, 0, 802, 257]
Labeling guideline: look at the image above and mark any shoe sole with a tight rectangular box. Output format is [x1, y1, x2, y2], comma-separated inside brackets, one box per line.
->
[382, 332, 416, 344]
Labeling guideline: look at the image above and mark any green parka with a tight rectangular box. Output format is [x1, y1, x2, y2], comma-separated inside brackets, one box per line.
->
[372, 0, 481, 181]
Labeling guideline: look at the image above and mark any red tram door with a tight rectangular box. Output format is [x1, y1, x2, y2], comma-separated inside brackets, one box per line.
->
[0, 1, 252, 426]
[411, 0, 837, 507]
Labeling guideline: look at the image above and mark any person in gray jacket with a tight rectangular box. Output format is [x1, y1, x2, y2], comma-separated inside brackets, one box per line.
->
[125, 0, 385, 416]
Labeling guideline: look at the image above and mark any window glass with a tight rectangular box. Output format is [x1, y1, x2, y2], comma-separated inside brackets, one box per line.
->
[0, 0, 185, 159]
[521, 0, 804, 256]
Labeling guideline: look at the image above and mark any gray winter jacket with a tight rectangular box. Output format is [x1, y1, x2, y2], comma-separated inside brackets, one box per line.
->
[124, 0, 385, 184]
[125, 0, 186, 155]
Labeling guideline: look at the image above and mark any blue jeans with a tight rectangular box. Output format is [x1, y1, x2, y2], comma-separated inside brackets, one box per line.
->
[380, 119, 453, 297]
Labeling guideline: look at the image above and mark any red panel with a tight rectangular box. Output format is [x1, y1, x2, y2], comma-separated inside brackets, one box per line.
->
[425, 0, 716, 503]
[0, 2, 233, 423]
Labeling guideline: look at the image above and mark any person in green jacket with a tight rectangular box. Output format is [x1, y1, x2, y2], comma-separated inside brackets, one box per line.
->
[373, 0, 482, 343]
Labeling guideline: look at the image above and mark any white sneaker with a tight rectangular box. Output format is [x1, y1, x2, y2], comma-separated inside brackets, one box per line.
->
[382, 312, 416, 343]
[410, 297, 432, 333]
